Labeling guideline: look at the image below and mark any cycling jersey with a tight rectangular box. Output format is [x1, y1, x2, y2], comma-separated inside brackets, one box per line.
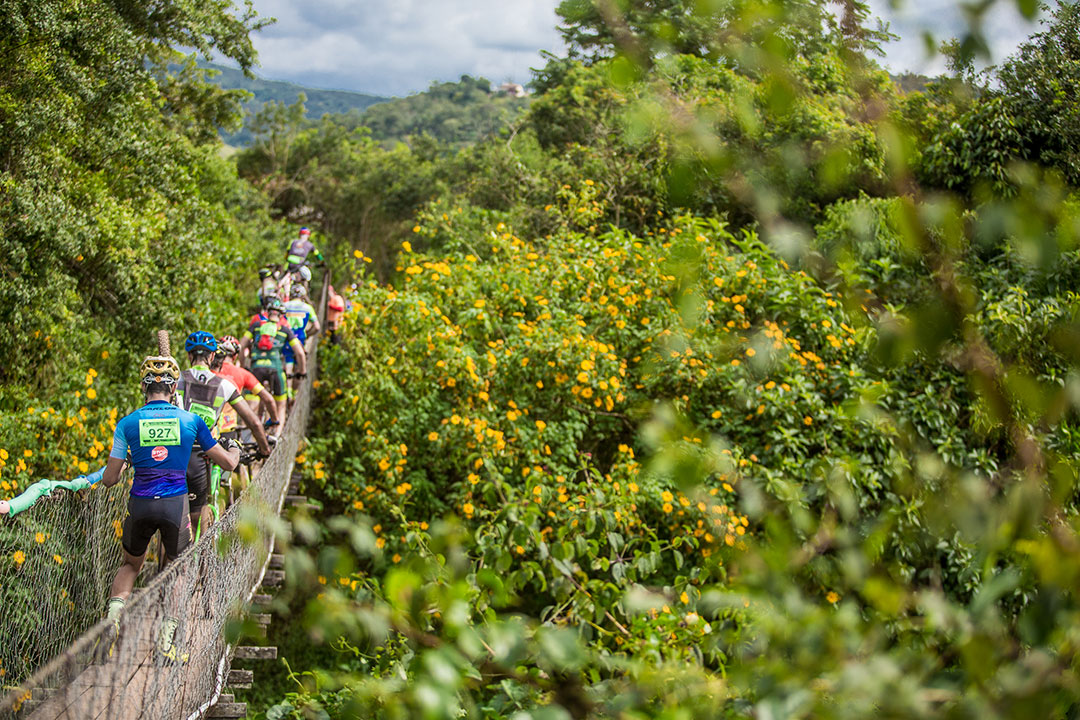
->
[177, 367, 242, 512]
[109, 401, 217, 498]
[286, 237, 323, 270]
[283, 298, 317, 363]
[246, 316, 298, 401]
[176, 366, 242, 431]
[216, 360, 265, 413]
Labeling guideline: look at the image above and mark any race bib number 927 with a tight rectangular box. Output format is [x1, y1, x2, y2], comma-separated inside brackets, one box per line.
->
[139, 418, 181, 446]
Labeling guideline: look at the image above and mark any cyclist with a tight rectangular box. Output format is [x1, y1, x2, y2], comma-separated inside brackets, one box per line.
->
[101, 349, 239, 660]
[286, 227, 324, 272]
[289, 265, 313, 297]
[177, 332, 272, 534]
[241, 297, 306, 426]
[258, 265, 283, 308]
[283, 284, 321, 400]
[326, 287, 345, 345]
[214, 335, 281, 433]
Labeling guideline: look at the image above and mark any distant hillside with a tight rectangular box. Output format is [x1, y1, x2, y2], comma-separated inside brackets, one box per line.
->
[891, 71, 935, 94]
[327, 75, 531, 148]
[200, 62, 388, 145]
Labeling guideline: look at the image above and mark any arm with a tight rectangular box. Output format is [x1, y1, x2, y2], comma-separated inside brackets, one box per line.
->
[258, 386, 281, 425]
[101, 456, 128, 488]
[205, 443, 240, 472]
[239, 333, 253, 365]
[233, 399, 272, 455]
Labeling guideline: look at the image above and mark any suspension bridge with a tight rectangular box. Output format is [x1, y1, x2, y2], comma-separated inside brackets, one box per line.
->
[0, 277, 330, 719]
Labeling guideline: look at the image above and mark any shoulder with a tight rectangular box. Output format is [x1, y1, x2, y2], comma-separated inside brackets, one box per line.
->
[219, 376, 240, 396]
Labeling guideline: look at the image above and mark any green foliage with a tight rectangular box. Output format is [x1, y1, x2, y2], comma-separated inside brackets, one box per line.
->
[358, 76, 529, 147]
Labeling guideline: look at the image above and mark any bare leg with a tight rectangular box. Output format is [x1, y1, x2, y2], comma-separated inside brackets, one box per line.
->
[109, 550, 146, 600]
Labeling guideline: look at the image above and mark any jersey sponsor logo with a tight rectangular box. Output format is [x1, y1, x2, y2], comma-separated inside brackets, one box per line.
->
[151, 446, 168, 462]
[139, 418, 181, 446]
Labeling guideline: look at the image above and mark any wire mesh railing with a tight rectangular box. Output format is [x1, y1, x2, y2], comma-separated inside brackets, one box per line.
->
[0, 270, 330, 719]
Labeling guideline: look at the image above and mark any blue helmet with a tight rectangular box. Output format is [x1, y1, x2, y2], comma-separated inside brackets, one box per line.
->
[185, 331, 218, 354]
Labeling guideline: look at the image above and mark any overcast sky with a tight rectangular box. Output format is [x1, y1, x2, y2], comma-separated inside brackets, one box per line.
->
[241, 0, 1046, 97]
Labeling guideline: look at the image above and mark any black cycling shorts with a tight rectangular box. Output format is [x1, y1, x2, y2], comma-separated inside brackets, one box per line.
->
[186, 452, 210, 513]
[122, 494, 192, 559]
[251, 364, 286, 400]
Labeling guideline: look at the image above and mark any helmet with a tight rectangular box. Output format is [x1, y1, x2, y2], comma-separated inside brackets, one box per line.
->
[297, 266, 312, 283]
[291, 284, 308, 299]
[185, 331, 217, 354]
[299, 227, 311, 237]
[261, 291, 279, 309]
[140, 355, 180, 386]
[258, 266, 274, 280]
[265, 297, 285, 314]
[217, 335, 240, 357]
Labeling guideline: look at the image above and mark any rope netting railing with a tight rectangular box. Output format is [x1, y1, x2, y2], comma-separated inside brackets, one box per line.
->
[0, 272, 330, 719]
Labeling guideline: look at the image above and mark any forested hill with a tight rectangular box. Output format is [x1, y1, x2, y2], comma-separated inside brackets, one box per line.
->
[199, 62, 388, 146]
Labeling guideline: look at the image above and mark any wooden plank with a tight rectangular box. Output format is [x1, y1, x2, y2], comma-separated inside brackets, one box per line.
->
[234, 646, 276, 660]
[251, 593, 273, 605]
[261, 570, 285, 587]
[207, 701, 247, 718]
[250, 613, 272, 625]
[285, 495, 307, 505]
[226, 669, 253, 689]
[218, 694, 235, 704]
[269, 553, 285, 569]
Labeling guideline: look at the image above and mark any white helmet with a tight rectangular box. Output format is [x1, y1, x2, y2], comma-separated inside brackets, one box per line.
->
[297, 266, 312, 283]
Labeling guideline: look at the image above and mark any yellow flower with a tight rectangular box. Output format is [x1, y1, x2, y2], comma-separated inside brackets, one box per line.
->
[0, 449, 7, 461]
[463, 502, 475, 516]
[378, 458, 391, 471]
[661, 490, 674, 503]
[86, 388, 97, 400]
[468, 473, 480, 485]
[532, 486, 543, 496]
[53, 554, 63, 565]
[628, 482, 639, 493]
[745, 348, 756, 358]
[101, 350, 110, 359]
[826, 591, 840, 604]
[473, 299, 486, 309]
[23, 449, 32, 458]
[375, 538, 386, 549]
[13, 551, 25, 566]
[78, 461, 89, 474]
[353, 249, 364, 259]
[314, 469, 325, 480]
[662, 502, 673, 513]
[515, 545, 525, 555]
[535, 420, 547, 432]
[680, 591, 689, 604]
[402, 241, 413, 253]
[428, 432, 439, 441]
[392, 554, 402, 563]
[803, 416, 813, 426]
[34, 533, 45, 544]
[352, 500, 365, 511]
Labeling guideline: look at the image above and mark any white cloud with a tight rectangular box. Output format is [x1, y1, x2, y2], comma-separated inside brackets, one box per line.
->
[246, 0, 566, 96]
[238, 0, 1046, 96]
[867, 0, 1045, 75]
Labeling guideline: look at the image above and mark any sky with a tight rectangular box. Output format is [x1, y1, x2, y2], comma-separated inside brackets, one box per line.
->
[239, 0, 1047, 97]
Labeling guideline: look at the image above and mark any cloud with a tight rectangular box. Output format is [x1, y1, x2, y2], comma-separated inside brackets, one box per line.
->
[246, 0, 566, 96]
[866, 0, 1044, 74]
[238, 0, 1045, 96]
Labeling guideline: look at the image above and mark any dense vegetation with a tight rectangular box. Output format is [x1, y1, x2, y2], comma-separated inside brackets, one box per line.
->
[5, 0, 1080, 718]
[234, 1, 1080, 718]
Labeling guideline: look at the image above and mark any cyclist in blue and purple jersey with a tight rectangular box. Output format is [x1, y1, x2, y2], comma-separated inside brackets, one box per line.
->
[99, 349, 239, 660]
